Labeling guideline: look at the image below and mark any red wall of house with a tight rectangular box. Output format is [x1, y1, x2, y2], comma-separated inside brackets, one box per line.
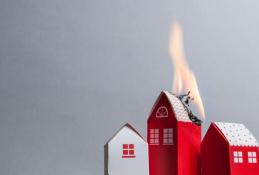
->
[201, 123, 231, 175]
[229, 146, 259, 175]
[147, 93, 177, 175]
[177, 121, 201, 175]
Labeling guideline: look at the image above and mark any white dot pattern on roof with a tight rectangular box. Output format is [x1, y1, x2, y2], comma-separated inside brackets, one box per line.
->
[163, 91, 190, 122]
[215, 122, 259, 147]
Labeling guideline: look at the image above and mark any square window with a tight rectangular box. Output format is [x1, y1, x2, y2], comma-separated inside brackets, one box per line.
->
[164, 134, 168, 137]
[234, 151, 238, 157]
[248, 151, 257, 164]
[233, 151, 243, 163]
[238, 152, 242, 156]
[129, 150, 134, 155]
[239, 158, 243, 163]
[129, 144, 134, 149]
[122, 144, 135, 158]
[168, 139, 173, 143]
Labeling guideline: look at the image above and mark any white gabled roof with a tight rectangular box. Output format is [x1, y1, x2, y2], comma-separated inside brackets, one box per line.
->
[163, 91, 191, 122]
[214, 122, 258, 147]
[105, 123, 145, 144]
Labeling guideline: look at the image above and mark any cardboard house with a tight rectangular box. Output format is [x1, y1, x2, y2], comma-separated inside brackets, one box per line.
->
[147, 91, 201, 175]
[201, 122, 259, 175]
[104, 123, 149, 175]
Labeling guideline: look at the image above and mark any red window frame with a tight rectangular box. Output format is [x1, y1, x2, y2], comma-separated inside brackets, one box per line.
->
[122, 144, 135, 158]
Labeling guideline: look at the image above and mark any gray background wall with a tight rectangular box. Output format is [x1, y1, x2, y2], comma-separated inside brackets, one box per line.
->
[1, 0, 259, 175]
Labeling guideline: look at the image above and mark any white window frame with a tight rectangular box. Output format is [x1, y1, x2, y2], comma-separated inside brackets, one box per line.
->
[233, 151, 243, 163]
[163, 128, 173, 145]
[150, 129, 159, 145]
[248, 152, 257, 164]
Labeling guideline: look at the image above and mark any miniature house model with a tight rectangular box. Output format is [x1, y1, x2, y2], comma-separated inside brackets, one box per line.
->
[201, 122, 259, 175]
[147, 91, 201, 175]
[104, 123, 149, 175]
[104, 91, 259, 175]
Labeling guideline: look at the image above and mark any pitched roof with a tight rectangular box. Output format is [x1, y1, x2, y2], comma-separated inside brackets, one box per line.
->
[163, 91, 191, 122]
[214, 122, 258, 147]
[105, 123, 145, 144]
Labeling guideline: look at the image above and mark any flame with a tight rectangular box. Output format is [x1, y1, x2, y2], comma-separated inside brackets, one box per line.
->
[169, 21, 205, 120]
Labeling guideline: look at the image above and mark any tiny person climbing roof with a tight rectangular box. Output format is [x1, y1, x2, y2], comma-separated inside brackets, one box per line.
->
[214, 122, 258, 147]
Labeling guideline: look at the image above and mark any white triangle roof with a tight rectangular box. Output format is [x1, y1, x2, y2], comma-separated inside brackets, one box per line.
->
[214, 122, 258, 147]
[163, 91, 191, 122]
[105, 123, 145, 144]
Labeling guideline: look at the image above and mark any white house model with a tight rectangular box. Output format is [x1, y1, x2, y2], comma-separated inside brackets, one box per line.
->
[104, 123, 149, 175]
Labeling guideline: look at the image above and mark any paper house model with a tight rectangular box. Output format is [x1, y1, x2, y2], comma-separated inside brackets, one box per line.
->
[147, 91, 201, 175]
[104, 123, 149, 175]
[201, 122, 259, 175]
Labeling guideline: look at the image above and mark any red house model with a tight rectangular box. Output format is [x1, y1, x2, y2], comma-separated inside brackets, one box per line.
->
[201, 122, 259, 175]
[147, 91, 201, 175]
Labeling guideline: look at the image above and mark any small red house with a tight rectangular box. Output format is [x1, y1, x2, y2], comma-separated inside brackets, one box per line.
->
[201, 122, 259, 175]
[147, 91, 201, 175]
